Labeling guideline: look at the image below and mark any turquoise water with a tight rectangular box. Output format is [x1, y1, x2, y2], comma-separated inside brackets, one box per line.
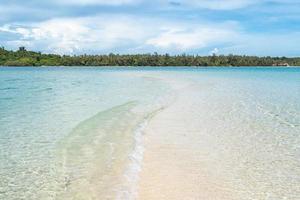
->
[178, 67, 300, 199]
[0, 67, 299, 199]
[0, 67, 170, 199]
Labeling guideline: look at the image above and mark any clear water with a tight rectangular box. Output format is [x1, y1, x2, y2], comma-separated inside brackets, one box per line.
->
[171, 67, 300, 199]
[0, 67, 170, 199]
[0, 67, 299, 199]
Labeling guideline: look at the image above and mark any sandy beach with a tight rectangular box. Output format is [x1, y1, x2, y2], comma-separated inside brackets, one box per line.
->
[137, 81, 239, 200]
[137, 72, 300, 199]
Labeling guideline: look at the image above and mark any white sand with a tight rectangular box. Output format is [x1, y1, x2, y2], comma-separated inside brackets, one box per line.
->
[137, 82, 240, 200]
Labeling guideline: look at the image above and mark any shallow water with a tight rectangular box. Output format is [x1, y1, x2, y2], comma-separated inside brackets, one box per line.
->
[0, 67, 169, 199]
[0, 67, 299, 199]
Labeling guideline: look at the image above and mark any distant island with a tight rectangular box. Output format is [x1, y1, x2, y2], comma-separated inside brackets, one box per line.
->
[0, 47, 299, 67]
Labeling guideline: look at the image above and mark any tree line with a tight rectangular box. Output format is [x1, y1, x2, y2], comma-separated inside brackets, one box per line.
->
[1, 47, 299, 67]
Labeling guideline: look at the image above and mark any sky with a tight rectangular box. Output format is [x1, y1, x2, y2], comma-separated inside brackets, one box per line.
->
[0, 0, 300, 56]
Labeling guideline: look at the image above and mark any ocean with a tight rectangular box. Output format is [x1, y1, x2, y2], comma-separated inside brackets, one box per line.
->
[0, 67, 299, 199]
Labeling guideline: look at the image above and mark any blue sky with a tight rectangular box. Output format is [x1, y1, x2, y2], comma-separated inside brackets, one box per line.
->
[0, 0, 300, 56]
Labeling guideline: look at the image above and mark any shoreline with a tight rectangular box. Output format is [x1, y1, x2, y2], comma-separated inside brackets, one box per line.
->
[136, 72, 300, 199]
[1, 68, 299, 199]
[136, 81, 238, 199]
[116, 107, 166, 200]
[1, 65, 300, 68]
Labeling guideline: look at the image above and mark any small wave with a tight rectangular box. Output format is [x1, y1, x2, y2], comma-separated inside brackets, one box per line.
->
[116, 118, 148, 200]
[116, 107, 165, 200]
[256, 103, 299, 128]
[36, 87, 53, 92]
[240, 92, 300, 128]
[0, 87, 18, 91]
[0, 97, 13, 101]
[4, 78, 23, 82]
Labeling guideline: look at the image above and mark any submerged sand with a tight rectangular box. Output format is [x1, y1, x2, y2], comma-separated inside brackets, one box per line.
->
[137, 75, 300, 200]
[137, 82, 238, 200]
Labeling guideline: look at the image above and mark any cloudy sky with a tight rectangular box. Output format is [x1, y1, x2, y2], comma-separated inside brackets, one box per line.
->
[0, 0, 299, 56]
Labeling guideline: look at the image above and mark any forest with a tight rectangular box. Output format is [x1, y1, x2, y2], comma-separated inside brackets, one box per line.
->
[1, 47, 299, 67]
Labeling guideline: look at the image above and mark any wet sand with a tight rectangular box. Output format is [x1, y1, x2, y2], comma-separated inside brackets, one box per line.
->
[137, 83, 239, 200]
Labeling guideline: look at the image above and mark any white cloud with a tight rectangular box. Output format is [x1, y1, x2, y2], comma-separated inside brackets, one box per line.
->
[210, 48, 219, 55]
[12, 0, 259, 9]
[146, 26, 236, 50]
[54, 0, 297, 9]
[55, 0, 140, 6]
[169, 0, 300, 10]
[221, 32, 300, 56]
[0, 15, 240, 54]
[0, 16, 155, 54]
[1, 13, 299, 56]
[170, 0, 259, 10]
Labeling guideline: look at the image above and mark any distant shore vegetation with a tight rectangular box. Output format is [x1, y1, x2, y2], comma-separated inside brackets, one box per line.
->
[0, 47, 299, 67]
